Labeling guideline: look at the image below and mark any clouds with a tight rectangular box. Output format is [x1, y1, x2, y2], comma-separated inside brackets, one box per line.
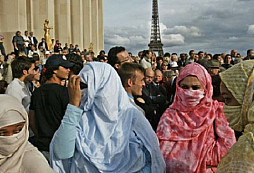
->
[228, 36, 239, 41]
[106, 35, 130, 45]
[162, 34, 185, 47]
[105, 0, 254, 55]
[160, 25, 201, 47]
[162, 25, 201, 37]
[104, 25, 150, 54]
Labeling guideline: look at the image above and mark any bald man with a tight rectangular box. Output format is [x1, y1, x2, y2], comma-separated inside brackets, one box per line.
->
[142, 68, 167, 130]
[154, 69, 164, 85]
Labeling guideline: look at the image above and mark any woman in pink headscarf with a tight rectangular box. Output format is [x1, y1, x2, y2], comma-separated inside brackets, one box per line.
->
[156, 63, 236, 173]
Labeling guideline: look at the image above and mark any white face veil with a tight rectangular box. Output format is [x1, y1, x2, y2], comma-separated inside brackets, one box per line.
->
[0, 95, 28, 172]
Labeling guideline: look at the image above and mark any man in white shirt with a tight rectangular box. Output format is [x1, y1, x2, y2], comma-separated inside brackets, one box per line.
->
[140, 50, 152, 69]
[5, 57, 36, 113]
[23, 31, 30, 56]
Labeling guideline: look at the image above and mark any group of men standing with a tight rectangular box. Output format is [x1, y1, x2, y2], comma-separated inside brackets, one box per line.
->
[108, 46, 170, 131]
[12, 31, 38, 56]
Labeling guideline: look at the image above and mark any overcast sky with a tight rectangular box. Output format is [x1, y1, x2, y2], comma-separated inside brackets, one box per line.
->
[104, 0, 254, 56]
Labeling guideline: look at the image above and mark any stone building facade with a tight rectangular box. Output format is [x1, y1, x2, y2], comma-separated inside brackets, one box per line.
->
[0, 0, 104, 54]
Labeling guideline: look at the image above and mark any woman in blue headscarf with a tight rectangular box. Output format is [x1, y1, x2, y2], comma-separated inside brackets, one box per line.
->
[50, 62, 165, 173]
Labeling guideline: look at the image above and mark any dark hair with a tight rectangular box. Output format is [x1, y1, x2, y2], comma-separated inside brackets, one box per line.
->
[224, 54, 231, 64]
[142, 50, 151, 57]
[180, 53, 186, 58]
[98, 55, 106, 62]
[33, 54, 40, 61]
[107, 46, 126, 68]
[66, 54, 83, 75]
[156, 56, 163, 61]
[63, 47, 69, 51]
[212, 54, 221, 60]
[198, 51, 204, 55]
[15, 31, 21, 36]
[189, 50, 195, 56]
[118, 63, 145, 87]
[11, 57, 34, 78]
[247, 49, 253, 55]
[99, 50, 105, 55]
[206, 53, 213, 59]
[40, 66, 59, 84]
[0, 80, 8, 94]
[138, 51, 143, 58]
[163, 52, 171, 57]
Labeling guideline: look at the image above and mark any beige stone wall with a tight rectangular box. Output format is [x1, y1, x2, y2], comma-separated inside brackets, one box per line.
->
[0, 0, 104, 55]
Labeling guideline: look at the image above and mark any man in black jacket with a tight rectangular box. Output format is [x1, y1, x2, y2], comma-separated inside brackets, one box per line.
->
[142, 68, 167, 129]
[118, 63, 158, 130]
[38, 38, 48, 51]
[29, 32, 38, 48]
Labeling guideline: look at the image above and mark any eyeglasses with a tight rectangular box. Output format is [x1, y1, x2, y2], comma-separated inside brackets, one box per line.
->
[119, 55, 133, 64]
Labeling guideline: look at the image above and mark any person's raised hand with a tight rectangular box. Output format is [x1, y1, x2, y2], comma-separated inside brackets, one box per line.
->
[68, 75, 81, 107]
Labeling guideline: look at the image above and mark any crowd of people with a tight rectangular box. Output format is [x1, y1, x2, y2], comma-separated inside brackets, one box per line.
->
[0, 30, 254, 172]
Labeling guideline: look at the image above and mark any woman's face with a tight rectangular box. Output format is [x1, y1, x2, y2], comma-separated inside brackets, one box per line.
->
[226, 55, 232, 64]
[220, 82, 240, 106]
[218, 56, 224, 64]
[179, 76, 204, 90]
[0, 122, 25, 136]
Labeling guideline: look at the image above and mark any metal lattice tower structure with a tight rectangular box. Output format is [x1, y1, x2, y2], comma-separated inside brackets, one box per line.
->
[148, 0, 164, 56]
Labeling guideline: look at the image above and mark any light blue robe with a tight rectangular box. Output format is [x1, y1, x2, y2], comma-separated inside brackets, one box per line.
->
[50, 62, 165, 173]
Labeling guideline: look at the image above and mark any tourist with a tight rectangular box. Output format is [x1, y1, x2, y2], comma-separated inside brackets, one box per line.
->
[156, 63, 236, 172]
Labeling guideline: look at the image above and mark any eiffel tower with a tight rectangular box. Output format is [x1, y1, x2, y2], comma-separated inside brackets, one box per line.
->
[148, 0, 164, 56]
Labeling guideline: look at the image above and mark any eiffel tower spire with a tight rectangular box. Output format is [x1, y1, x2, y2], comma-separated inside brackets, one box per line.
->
[148, 0, 164, 56]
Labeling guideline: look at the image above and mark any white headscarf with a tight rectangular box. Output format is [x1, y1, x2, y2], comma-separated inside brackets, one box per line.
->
[0, 95, 28, 173]
[0, 95, 55, 173]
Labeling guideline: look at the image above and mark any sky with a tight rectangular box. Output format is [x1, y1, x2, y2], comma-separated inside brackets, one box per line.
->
[104, 0, 254, 56]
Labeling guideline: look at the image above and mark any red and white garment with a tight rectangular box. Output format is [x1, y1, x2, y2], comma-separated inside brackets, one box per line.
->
[156, 63, 236, 173]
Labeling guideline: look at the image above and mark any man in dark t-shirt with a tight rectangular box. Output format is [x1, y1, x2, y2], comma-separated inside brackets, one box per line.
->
[13, 31, 25, 56]
[29, 54, 74, 161]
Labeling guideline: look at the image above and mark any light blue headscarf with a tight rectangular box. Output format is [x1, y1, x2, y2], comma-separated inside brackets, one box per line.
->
[51, 62, 165, 173]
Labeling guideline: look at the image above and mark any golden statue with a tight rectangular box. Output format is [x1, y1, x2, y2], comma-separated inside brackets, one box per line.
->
[88, 42, 93, 52]
[44, 19, 53, 50]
